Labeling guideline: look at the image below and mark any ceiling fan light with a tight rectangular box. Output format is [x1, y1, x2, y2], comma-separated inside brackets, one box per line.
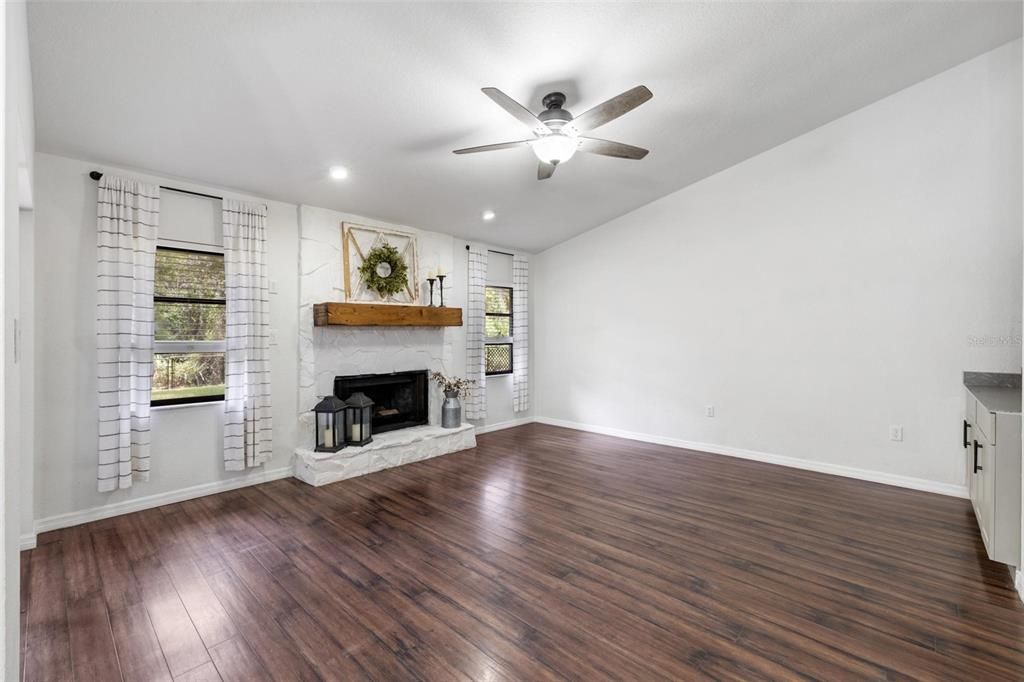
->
[530, 134, 578, 164]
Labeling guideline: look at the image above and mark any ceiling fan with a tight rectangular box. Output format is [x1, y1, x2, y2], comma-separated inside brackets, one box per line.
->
[453, 85, 653, 180]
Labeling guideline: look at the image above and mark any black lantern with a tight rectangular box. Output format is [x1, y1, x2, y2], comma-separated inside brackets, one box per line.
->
[313, 395, 347, 452]
[344, 392, 374, 446]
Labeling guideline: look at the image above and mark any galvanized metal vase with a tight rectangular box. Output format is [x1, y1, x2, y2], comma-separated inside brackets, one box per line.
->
[441, 390, 461, 428]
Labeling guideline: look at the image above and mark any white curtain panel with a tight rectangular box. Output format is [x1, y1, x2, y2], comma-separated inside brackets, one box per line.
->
[512, 255, 529, 413]
[96, 175, 159, 492]
[223, 199, 273, 470]
[465, 245, 488, 419]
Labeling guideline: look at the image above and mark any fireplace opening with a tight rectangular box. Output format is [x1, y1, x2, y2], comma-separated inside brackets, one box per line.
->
[334, 370, 429, 434]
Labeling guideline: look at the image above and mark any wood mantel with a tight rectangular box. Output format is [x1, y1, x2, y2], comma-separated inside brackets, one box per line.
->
[313, 302, 463, 327]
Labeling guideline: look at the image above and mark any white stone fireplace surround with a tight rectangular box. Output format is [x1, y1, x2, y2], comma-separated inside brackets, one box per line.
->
[294, 205, 474, 485]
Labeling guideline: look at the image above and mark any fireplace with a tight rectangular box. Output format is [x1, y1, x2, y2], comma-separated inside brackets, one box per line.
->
[334, 370, 429, 434]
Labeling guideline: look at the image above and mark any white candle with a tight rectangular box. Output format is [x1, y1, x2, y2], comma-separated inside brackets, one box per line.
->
[323, 425, 334, 448]
[350, 422, 362, 442]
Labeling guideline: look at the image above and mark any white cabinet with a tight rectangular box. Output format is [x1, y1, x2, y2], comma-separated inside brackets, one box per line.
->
[964, 391, 977, 501]
[964, 385, 1021, 566]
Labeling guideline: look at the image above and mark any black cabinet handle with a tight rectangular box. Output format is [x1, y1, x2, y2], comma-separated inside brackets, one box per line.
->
[963, 420, 970, 448]
[974, 440, 983, 473]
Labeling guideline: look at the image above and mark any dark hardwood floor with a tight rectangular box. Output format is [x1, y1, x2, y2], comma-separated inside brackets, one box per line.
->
[21, 423, 1024, 681]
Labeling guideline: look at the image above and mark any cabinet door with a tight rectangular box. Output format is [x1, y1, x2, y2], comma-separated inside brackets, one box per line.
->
[965, 390, 978, 499]
[974, 433, 996, 555]
[969, 443, 981, 508]
[989, 414, 1022, 566]
[969, 435, 982, 532]
[976, 406, 997, 445]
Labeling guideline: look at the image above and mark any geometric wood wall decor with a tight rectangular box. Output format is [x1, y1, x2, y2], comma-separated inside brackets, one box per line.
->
[342, 222, 419, 304]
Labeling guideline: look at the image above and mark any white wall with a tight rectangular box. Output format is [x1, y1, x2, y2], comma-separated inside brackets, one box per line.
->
[535, 40, 1023, 492]
[2, 0, 33, 676]
[18, 208, 32, 542]
[32, 153, 300, 525]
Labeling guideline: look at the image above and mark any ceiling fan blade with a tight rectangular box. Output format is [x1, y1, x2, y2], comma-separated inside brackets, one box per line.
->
[577, 137, 649, 160]
[537, 161, 556, 180]
[482, 87, 550, 136]
[564, 85, 653, 136]
[453, 140, 532, 155]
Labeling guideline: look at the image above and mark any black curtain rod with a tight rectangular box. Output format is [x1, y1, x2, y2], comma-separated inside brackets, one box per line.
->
[90, 170, 223, 202]
[465, 244, 514, 257]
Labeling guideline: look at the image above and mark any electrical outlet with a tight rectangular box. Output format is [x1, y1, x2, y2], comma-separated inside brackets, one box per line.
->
[889, 425, 903, 442]
[705, 405, 715, 418]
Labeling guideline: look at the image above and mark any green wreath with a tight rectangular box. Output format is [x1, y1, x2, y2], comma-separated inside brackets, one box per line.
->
[358, 242, 409, 298]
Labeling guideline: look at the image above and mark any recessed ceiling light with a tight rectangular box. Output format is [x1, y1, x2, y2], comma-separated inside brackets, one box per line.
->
[328, 166, 349, 181]
[482, 210, 496, 221]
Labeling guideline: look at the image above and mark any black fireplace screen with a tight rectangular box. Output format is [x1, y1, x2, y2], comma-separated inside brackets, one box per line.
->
[334, 370, 429, 434]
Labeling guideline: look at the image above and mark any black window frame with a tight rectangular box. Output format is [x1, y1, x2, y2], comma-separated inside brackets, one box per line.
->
[484, 285, 514, 377]
[151, 245, 227, 407]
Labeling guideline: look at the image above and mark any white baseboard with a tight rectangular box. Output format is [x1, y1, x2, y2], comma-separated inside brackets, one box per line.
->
[20, 417, 971, 546]
[29, 465, 294, 539]
[1016, 569, 1023, 603]
[475, 416, 535, 434]
[534, 416, 968, 499]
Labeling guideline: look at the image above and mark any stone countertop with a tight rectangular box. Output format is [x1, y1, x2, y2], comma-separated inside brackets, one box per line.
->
[965, 372, 1022, 415]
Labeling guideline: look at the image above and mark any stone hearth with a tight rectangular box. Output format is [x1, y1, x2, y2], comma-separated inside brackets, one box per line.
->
[293, 423, 476, 486]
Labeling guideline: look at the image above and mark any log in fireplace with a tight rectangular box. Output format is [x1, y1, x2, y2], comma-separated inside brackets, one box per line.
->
[334, 370, 429, 434]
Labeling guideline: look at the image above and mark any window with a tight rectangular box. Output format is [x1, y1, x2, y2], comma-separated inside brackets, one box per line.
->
[485, 285, 513, 375]
[152, 247, 226, 405]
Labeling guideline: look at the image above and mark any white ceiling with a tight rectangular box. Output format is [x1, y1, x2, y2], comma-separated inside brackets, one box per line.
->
[28, 2, 1022, 252]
